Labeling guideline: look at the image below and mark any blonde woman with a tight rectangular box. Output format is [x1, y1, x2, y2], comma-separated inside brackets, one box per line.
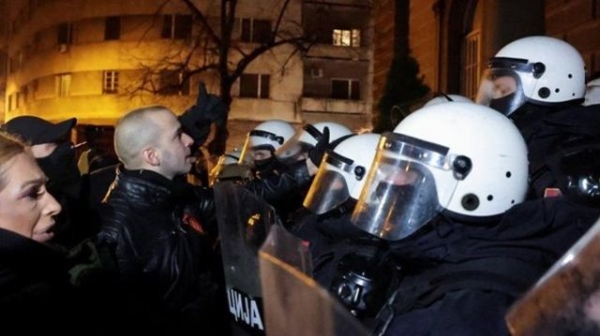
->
[0, 131, 87, 334]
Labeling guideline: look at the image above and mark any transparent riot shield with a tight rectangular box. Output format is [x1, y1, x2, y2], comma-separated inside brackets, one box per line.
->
[506, 217, 600, 336]
[214, 181, 278, 336]
[259, 225, 369, 336]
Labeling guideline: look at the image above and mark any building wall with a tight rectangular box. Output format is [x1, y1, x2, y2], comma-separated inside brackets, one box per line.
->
[408, 0, 437, 91]
[372, 0, 396, 112]
[302, 0, 374, 130]
[546, 0, 600, 76]
[373, 0, 586, 105]
[5, 0, 375, 151]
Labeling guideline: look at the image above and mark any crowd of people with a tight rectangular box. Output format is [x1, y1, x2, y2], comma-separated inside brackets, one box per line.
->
[1, 34, 600, 336]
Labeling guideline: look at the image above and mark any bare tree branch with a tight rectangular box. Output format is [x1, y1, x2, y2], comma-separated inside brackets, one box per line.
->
[180, 0, 223, 48]
[128, 0, 317, 155]
[271, 0, 292, 43]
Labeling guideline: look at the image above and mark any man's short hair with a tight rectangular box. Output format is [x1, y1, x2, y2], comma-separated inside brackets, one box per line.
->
[114, 105, 171, 167]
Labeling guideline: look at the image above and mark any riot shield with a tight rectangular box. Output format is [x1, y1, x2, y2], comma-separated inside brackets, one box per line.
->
[214, 181, 278, 336]
[506, 217, 600, 336]
[259, 225, 369, 336]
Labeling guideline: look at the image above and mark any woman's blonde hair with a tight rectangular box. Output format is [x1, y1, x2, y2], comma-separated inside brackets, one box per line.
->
[0, 131, 27, 190]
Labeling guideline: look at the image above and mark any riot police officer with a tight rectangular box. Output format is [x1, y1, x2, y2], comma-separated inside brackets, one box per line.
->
[349, 102, 599, 335]
[239, 120, 353, 223]
[292, 133, 401, 320]
[476, 35, 600, 204]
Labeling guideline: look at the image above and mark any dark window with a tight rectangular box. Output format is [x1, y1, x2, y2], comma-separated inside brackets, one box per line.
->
[174, 15, 192, 39]
[331, 79, 360, 100]
[240, 74, 270, 98]
[162, 15, 192, 39]
[57, 22, 72, 44]
[241, 19, 251, 42]
[158, 70, 190, 95]
[241, 18, 271, 43]
[105, 16, 121, 41]
[161, 15, 173, 38]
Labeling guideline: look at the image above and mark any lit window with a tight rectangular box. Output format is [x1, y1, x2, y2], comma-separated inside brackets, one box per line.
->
[332, 29, 361, 47]
[56, 73, 71, 97]
[162, 15, 192, 39]
[105, 16, 121, 41]
[103, 71, 119, 94]
[240, 74, 270, 99]
[241, 18, 271, 43]
[331, 79, 360, 100]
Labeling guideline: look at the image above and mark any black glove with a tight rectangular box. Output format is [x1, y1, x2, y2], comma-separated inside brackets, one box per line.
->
[308, 126, 329, 166]
[179, 83, 229, 147]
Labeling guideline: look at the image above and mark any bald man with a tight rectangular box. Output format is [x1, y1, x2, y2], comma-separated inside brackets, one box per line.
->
[96, 106, 228, 335]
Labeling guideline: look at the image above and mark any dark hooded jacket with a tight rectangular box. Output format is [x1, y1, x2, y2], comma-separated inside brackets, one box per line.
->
[0, 228, 89, 335]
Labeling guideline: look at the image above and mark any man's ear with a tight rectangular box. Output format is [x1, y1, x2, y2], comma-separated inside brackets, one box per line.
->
[141, 146, 160, 166]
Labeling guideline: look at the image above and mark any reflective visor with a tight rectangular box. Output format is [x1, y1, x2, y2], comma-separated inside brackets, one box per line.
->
[303, 150, 356, 215]
[351, 132, 459, 241]
[476, 57, 544, 116]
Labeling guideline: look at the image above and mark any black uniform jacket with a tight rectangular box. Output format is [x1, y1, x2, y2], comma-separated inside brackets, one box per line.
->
[384, 196, 600, 336]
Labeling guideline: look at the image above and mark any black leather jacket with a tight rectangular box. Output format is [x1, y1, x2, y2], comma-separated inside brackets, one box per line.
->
[97, 167, 227, 334]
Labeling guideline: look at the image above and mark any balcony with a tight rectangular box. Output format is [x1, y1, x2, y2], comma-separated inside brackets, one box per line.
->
[300, 96, 370, 115]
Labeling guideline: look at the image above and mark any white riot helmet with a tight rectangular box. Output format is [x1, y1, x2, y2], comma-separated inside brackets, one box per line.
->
[220, 148, 244, 165]
[276, 121, 353, 158]
[476, 36, 586, 116]
[423, 94, 473, 107]
[352, 102, 529, 241]
[239, 120, 298, 163]
[303, 133, 380, 215]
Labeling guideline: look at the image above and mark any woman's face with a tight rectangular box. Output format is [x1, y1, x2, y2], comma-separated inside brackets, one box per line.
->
[0, 152, 61, 240]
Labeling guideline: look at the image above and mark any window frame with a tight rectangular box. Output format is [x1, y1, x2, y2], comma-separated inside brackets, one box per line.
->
[332, 29, 361, 47]
[161, 14, 193, 40]
[103, 70, 119, 94]
[240, 18, 272, 44]
[239, 73, 270, 99]
[104, 16, 121, 41]
[331, 78, 360, 100]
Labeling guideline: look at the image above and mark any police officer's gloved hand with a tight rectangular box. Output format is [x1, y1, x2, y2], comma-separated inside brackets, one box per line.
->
[179, 82, 229, 149]
[308, 126, 330, 166]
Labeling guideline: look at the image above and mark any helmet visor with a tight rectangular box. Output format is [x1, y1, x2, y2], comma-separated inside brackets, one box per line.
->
[303, 151, 355, 215]
[275, 124, 322, 160]
[476, 68, 528, 116]
[238, 130, 281, 165]
[351, 133, 460, 241]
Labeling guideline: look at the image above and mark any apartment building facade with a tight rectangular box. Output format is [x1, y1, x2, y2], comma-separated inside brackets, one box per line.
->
[4, 0, 373, 148]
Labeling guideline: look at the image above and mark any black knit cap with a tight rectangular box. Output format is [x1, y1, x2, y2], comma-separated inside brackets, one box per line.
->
[3, 116, 77, 145]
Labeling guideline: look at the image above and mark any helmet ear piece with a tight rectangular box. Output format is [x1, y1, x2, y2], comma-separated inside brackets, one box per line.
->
[452, 155, 472, 180]
[354, 166, 365, 181]
[533, 62, 545, 78]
